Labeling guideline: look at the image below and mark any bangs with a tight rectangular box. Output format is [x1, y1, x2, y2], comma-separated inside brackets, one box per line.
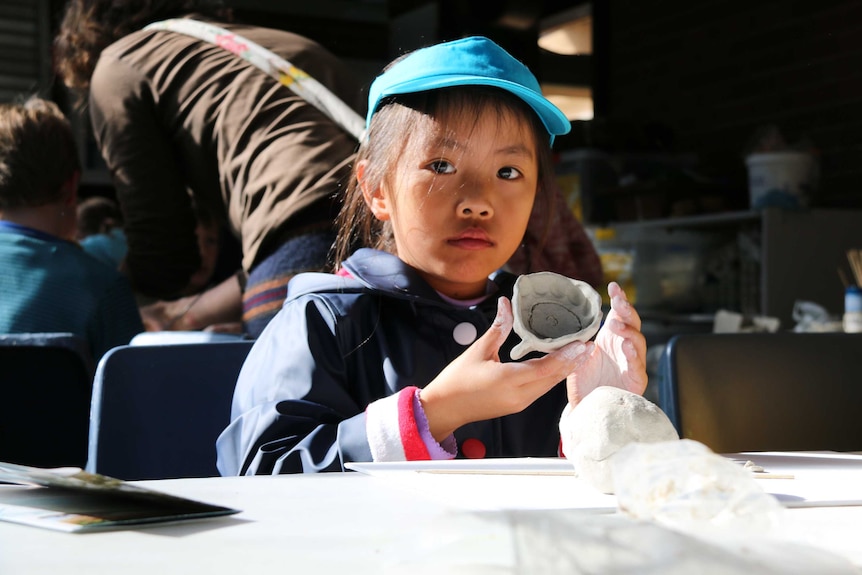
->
[391, 87, 545, 155]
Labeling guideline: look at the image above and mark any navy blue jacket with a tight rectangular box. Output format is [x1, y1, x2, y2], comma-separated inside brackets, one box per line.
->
[216, 249, 567, 475]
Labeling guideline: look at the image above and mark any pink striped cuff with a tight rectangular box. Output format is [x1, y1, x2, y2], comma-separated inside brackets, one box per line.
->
[414, 390, 457, 459]
[365, 387, 455, 462]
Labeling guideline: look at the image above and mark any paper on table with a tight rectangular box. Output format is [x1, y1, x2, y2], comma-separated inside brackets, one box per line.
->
[347, 457, 576, 476]
[347, 458, 618, 512]
[0, 461, 239, 533]
[347, 452, 862, 511]
[727, 451, 862, 508]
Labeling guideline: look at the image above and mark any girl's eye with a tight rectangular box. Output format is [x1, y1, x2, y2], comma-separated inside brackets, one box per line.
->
[428, 160, 455, 174]
[498, 166, 522, 180]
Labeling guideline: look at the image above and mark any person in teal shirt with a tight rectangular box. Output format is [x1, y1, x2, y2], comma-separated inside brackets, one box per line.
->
[76, 195, 129, 269]
[0, 96, 143, 362]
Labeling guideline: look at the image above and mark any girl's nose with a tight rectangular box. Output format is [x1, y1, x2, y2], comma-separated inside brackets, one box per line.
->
[458, 180, 493, 218]
[461, 204, 491, 217]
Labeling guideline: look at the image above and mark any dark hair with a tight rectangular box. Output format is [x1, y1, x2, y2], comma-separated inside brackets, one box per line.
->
[332, 86, 555, 268]
[76, 195, 123, 237]
[54, 0, 231, 94]
[0, 96, 80, 209]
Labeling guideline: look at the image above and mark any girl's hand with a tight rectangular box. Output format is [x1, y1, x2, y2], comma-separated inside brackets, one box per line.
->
[419, 296, 592, 441]
[565, 281, 648, 406]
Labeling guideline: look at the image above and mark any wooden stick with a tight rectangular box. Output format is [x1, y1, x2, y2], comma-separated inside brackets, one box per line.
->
[751, 473, 795, 480]
[417, 469, 575, 476]
[854, 253, 860, 285]
[839, 267, 850, 288]
[848, 250, 862, 286]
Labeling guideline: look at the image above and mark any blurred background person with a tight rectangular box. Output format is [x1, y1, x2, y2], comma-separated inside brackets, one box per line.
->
[54, 0, 364, 337]
[76, 195, 127, 269]
[138, 200, 245, 333]
[0, 96, 143, 361]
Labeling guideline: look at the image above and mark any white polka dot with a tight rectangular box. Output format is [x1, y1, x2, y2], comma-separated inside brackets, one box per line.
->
[453, 322, 478, 345]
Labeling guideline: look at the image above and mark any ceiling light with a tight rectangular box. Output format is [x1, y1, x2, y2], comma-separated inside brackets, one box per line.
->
[539, 5, 592, 56]
[542, 84, 593, 121]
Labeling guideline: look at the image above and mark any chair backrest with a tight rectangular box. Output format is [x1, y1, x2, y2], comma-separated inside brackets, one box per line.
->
[0, 333, 93, 468]
[658, 332, 862, 453]
[87, 340, 254, 480]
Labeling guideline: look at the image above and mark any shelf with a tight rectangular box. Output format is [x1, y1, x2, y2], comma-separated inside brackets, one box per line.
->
[603, 210, 762, 232]
[638, 310, 716, 324]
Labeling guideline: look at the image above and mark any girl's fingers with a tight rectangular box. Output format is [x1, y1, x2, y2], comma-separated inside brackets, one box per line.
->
[622, 338, 639, 360]
[558, 339, 591, 361]
[471, 296, 513, 360]
[504, 339, 592, 394]
[533, 340, 593, 383]
[605, 318, 647, 357]
[605, 286, 641, 331]
[492, 296, 514, 339]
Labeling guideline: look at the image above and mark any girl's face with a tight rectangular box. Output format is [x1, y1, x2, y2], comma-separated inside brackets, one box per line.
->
[361, 106, 539, 300]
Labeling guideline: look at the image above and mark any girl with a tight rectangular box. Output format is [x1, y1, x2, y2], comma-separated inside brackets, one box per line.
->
[216, 36, 647, 475]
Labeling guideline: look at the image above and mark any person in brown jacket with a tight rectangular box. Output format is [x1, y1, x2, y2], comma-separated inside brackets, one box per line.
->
[54, 0, 364, 337]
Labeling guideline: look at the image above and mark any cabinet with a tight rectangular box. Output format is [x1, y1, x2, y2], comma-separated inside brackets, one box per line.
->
[759, 208, 862, 325]
[604, 208, 862, 333]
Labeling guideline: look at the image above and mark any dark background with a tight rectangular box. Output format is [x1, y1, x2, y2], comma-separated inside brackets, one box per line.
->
[2, 0, 861, 325]
[3, 0, 857, 217]
[223, 0, 862, 218]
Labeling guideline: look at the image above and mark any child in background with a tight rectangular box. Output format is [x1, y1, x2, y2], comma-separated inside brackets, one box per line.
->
[216, 37, 647, 475]
[138, 201, 244, 333]
[0, 96, 143, 361]
[76, 195, 128, 268]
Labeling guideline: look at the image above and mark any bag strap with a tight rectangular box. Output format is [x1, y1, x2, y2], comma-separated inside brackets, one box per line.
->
[144, 18, 365, 141]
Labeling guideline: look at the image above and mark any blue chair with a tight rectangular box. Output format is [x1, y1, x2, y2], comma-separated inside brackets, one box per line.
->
[86, 340, 254, 480]
[0, 333, 93, 467]
[658, 332, 862, 453]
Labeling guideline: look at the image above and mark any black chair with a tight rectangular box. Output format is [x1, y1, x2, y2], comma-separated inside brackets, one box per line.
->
[86, 340, 254, 480]
[658, 332, 862, 453]
[0, 333, 94, 468]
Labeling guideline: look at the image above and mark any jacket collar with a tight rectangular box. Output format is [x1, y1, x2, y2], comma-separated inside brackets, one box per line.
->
[342, 248, 443, 301]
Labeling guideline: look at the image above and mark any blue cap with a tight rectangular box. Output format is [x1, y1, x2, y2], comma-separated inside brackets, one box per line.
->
[366, 36, 571, 145]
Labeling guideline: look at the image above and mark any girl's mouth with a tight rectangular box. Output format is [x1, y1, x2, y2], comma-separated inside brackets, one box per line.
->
[448, 229, 493, 250]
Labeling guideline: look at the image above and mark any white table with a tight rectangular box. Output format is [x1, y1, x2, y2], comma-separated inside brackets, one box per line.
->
[1, 452, 861, 574]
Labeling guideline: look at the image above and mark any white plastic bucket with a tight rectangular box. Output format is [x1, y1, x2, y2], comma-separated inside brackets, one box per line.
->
[745, 151, 817, 209]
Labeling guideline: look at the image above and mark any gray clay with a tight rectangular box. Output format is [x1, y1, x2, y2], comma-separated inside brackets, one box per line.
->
[510, 272, 603, 360]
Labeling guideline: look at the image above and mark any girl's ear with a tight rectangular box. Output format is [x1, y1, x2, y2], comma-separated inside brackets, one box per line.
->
[357, 160, 391, 221]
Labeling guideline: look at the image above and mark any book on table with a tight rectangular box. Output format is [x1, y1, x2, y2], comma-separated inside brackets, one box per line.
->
[0, 461, 239, 533]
